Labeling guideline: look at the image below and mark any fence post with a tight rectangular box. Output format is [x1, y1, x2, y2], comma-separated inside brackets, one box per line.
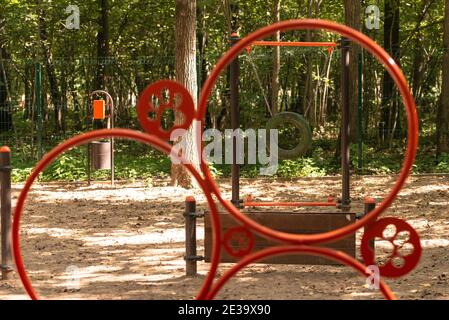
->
[184, 196, 197, 276]
[0, 146, 12, 280]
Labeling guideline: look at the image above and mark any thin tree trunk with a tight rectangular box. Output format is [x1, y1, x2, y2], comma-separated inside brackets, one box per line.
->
[0, 46, 12, 133]
[271, 0, 281, 115]
[344, 0, 361, 143]
[96, 0, 109, 91]
[437, 0, 449, 154]
[24, 62, 33, 120]
[35, 0, 62, 133]
[320, 50, 333, 125]
[303, 0, 315, 125]
[380, 0, 400, 143]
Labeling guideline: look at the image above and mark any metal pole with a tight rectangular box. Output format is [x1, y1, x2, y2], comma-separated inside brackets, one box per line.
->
[0, 146, 12, 280]
[364, 198, 376, 253]
[340, 37, 351, 212]
[86, 100, 91, 185]
[35, 63, 43, 160]
[109, 95, 115, 186]
[184, 197, 197, 276]
[230, 32, 240, 208]
[357, 51, 363, 174]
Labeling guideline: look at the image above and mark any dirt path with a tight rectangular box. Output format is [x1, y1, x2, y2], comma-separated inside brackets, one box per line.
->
[0, 175, 448, 300]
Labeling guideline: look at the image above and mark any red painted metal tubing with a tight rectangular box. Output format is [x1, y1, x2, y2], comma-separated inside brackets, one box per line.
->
[243, 201, 337, 208]
[203, 245, 396, 300]
[13, 19, 420, 301]
[197, 19, 419, 246]
[12, 129, 222, 300]
[251, 41, 337, 47]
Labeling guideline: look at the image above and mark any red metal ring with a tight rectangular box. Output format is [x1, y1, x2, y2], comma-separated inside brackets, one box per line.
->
[197, 19, 418, 245]
[11, 129, 222, 300]
[203, 245, 396, 300]
[223, 227, 255, 258]
[137, 80, 195, 140]
[361, 217, 422, 278]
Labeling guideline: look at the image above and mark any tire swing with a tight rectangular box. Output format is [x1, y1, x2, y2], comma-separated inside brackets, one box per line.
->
[266, 111, 312, 159]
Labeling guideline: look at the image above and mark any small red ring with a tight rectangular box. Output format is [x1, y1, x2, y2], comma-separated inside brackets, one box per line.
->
[223, 227, 255, 258]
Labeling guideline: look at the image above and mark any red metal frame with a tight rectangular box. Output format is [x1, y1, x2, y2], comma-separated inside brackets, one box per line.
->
[251, 40, 336, 47]
[204, 245, 396, 300]
[12, 19, 419, 300]
[244, 201, 337, 207]
[11, 129, 222, 300]
[243, 195, 337, 208]
[196, 19, 418, 246]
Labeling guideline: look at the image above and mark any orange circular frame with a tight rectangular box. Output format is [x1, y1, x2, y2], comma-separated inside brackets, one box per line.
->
[196, 19, 418, 246]
[11, 129, 222, 300]
[12, 19, 419, 300]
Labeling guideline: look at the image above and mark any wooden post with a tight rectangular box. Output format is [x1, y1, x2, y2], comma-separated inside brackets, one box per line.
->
[0, 146, 12, 280]
[184, 196, 197, 276]
[364, 197, 376, 253]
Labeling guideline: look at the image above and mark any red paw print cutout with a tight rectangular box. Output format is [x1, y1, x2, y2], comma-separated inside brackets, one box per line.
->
[137, 80, 195, 140]
[361, 217, 422, 278]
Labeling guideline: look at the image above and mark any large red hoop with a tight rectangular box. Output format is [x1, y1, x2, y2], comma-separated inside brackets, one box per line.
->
[11, 129, 222, 300]
[198, 19, 419, 245]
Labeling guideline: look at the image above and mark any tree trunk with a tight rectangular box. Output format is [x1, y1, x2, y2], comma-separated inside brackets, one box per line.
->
[96, 0, 109, 91]
[302, 0, 315, 125]
[271, 0, 281, 114]
[24, 62, 33, 120]
[0, 46, 12, 133]
[437, 0, 449, 154]
[35, 0, 62, 133]
[344, 0, 361, 143]
[380, 0, 400, 143]
[171, 0, 199, 188]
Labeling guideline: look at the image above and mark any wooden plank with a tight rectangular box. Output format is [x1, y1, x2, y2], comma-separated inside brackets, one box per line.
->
[204, 211, 356, 265]
[207, 212, 354, 231]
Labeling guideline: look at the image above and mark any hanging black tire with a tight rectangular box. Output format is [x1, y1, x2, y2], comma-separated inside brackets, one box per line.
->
[266, 112, 312, 160]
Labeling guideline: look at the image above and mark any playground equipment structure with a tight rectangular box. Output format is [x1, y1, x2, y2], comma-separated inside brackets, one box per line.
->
[183, 34, 361, 271]
[86, 90, 115, 186]
[11, 19, 421, 300]
[229, 34, 351, 211]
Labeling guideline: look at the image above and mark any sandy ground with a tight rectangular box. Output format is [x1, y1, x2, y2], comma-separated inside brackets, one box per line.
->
[0, 175, 448, 300]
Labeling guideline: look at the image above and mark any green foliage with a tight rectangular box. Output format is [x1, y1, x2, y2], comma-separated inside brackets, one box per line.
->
[9, 143, 449, 183]
[11, 167, 33, 183]
[1, 0, 448, 183]
[276, 158, 327, 178]
[435, 153, 449, 173]
[41, 148, 86, 181]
